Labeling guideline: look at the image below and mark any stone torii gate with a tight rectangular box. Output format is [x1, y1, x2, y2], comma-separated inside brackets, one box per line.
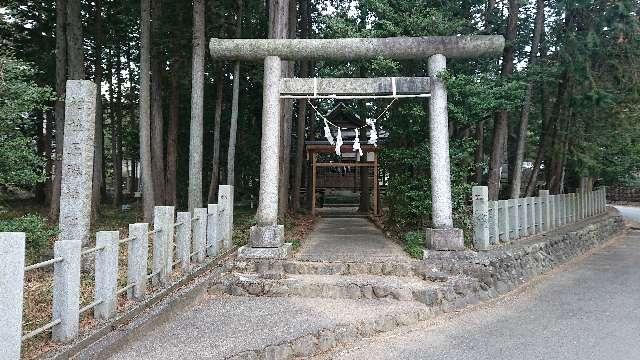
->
[209, 35, 504, 258]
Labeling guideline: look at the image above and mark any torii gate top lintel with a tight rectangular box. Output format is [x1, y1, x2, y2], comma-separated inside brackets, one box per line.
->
[209, 35, 505, 61]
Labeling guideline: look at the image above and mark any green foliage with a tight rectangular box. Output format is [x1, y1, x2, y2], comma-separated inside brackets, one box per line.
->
[381, 138, 475, 231]
[0, 52, 53, 189]
[444, 72, 527, 127]
[0, 214, 58, 263]
[402, 231, 424, 259]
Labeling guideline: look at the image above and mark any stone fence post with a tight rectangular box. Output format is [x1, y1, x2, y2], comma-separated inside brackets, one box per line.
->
[527, 197, 536, 234]
[127, 223, 148, 300]
[508, 199, 519, 239]
[0, 232, 26, 359]
[218, 185, 234, 250]
[207, 204, 220, 257]
[539, 190, 551, 231]
[94, 231, 119, 320]
[193, 208, 208, 263]
[176, 212, 192, 271]
[472, 186, 489, 250]
[489, 202, 499, 245]
[52, 240, 82, 342]
[519, 198, 528, 236]
[499, 200, 510, 243]
[152, 206, 175, 285]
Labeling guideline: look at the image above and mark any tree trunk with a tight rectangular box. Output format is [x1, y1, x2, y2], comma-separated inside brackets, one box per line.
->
[292, 63, 308, 213]
[140, 0, 155, 222]
[226, 0, 244, 189]
[487, 0, 518, 200]
[113, 49, 123, 207]
[525, 70, 570, 196]
[292, 0, 311, 213]
[126, 44, 138, 195]
[207, 66, 224, 203]
[474, 121, 484, 183]
[188, 0, 205, 211]
[66, 0, 85, 79]
[44, 110, 54, 205]
[50, 0, 67, 221]
[268, 0, 290, 217]
[473, 0, 495, 186]
[276, 0, 294, 218]
[150, 0, 165, 205]
[166, 59, 180, 207]
[92, 0, 104, 219]
[508, 0, 544, 198]
[35, 112, 47, 203]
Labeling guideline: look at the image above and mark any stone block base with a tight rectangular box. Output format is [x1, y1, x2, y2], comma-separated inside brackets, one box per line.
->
[249, 224, 284, 248]
[425, 228, 464, 251]
[237, 243, 292, 259]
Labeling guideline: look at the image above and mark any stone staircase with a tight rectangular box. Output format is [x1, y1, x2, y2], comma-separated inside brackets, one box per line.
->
[207, 258, 486, 359]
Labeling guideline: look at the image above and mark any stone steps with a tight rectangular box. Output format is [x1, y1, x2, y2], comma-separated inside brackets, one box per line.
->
[229, 259, 431, 278]
[219, 272, 483, 308]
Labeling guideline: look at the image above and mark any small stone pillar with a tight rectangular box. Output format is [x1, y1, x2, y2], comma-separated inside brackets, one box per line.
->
[499, 200, 510, 243]
[0, 232, 25, 359]
[218, 185, 234, 249]
[192, 208, 208, 263]
[539, 190, 551, 231]
[519, 197, 528, 236]
[94, 231, 119, 320]
[472, 186, 489, 250]
[152, 206, 175, 285]
[424, 54, 464, 251]
[175, 212, 192, 271]
[549, 195, 557, 229]
[127, 223, 148, 300]
[206, 204, 219, 257]
[52, 240, 82, 342]
[239, 56, 291, 258]
[489, 201, 499, 245]
[508, 199, 519, 239]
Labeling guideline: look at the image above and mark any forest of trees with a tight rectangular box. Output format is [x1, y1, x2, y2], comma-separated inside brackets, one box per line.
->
[1, 0, 639, 233]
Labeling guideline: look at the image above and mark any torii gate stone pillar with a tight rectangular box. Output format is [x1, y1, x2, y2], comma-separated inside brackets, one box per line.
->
[210, 36, 504, 257]
[425, 54, 464, 250]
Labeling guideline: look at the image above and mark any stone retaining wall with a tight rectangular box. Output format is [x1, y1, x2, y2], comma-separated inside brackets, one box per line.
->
[423, 209, 624, 294]
[607, 186, 640, 203]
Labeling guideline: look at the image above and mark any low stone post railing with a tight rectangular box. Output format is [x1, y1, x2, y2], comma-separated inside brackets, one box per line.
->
[471, 187, 607, 250]
[2, 185, 235, 358]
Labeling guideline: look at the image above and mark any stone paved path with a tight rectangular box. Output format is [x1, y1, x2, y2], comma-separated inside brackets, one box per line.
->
[106, 297, 424, 360]
[295, 217, 410, 261]
[318, 209, 640, 360]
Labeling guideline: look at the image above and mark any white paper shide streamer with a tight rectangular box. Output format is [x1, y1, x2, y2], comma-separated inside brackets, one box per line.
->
[366, 119, 378, 147]
[335, 128, 343, 156]
[353, 128, 363, 156]
[323, 119, 335, 145]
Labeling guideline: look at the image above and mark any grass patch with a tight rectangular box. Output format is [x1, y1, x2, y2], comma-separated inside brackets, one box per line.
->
[403, 231, 425, 259]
